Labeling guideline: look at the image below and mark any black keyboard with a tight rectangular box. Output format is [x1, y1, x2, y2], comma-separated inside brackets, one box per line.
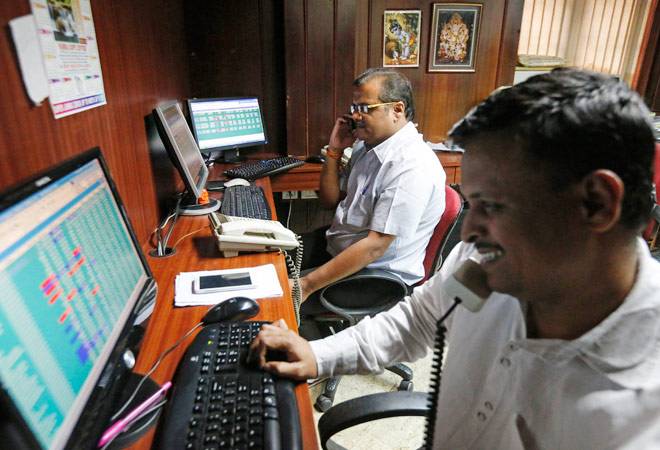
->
[156, 321, 302, 450]
[221, 185, 272, 220]
[224, 157, 305, 181]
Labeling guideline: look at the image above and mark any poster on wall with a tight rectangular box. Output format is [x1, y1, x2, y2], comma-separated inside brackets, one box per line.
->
[30, 0, 106, 119]
[383, 10, 421, 67]
[428, 3, 482, 72]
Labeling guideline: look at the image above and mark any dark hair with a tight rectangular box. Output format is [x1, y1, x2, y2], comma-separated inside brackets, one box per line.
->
[449, 68, 655, 230]
[353, 68, 415, 121]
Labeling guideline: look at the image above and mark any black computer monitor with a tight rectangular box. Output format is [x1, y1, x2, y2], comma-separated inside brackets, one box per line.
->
[187, 97, 268, 163]
[153, 102, 220, 216]
[0, 148, 153, 449]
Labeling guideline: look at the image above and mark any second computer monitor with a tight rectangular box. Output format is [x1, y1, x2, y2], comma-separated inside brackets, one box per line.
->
[187, 97, 268, 162]
[153, 102, 220, 215]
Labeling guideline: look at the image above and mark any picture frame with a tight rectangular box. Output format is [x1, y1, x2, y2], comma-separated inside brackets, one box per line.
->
[428, 3, 482, 72]
[383, 10, 422, 67]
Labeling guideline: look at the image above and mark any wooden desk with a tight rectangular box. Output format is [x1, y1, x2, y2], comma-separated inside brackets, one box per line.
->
[129, 177, 318, 449]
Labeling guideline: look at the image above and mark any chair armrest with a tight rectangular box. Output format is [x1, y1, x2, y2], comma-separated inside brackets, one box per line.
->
[318, 391, 429, 450]
[319, 268, 410, 318]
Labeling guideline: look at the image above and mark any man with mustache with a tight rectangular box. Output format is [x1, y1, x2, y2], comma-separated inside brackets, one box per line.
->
[253, 68, 660, 448]
[297, 68, 445, 310]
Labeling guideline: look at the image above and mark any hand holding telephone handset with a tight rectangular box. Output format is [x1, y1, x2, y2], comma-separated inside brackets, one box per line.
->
[208, 212, 299, 258]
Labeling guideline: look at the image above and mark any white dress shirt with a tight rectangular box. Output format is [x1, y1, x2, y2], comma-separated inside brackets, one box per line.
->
[325, 122, 445, 285]
[310, 238, 660, 449]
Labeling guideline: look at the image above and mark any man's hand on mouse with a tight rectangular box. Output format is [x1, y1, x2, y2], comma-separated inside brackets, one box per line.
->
[248, 319, 318, 380]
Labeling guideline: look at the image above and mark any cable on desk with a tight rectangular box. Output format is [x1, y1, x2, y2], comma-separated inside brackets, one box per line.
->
[151, 194, 183, 257]
[110, 322, 204, 422]
[169, 226, 207, 252]
[100, 398, 169, 450]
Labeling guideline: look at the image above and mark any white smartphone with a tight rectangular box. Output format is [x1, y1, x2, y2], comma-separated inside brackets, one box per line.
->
[193, 272, 254, 294]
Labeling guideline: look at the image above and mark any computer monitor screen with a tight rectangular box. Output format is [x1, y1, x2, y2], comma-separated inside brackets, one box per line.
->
[0, 148, 151, 449]
[153, 102, 209, 199]
[187, 97, 268, 161]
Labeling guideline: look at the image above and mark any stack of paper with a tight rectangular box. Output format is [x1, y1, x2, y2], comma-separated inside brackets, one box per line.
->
[174, 264, 283, 307]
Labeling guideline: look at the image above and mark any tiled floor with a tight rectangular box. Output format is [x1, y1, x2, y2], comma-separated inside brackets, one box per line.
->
[307, 352, 434, 450]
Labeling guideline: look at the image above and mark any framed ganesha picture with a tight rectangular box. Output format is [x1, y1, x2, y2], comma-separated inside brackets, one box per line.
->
[429, 3, 482, 72]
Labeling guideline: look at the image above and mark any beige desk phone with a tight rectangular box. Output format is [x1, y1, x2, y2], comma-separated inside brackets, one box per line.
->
[209, 213, 299, 257]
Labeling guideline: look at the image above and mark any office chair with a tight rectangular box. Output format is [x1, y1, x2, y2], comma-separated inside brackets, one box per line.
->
[309, 185, 464, 412]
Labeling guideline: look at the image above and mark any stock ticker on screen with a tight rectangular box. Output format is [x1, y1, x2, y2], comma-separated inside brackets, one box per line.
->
[190, 98, 266, 150]
[0, 161, 144, 447]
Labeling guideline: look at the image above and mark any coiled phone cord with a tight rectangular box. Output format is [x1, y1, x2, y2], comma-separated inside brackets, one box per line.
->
[283, 234, 304, 325]
[423, 298, 461, 449]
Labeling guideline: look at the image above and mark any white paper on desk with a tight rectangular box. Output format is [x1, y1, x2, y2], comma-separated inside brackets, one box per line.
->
[174, 264, 283, 307]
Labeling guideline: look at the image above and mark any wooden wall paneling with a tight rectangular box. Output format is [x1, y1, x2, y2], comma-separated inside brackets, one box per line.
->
[496, 0, 525, 87]
[306, 1, 336, 156]
[185, 1, 286, 156]
[335, 0, 360, 128]
[285, 0, 308, 156]
[416, 0, 509, 142]
[633, 0, 660, 111]
[0, 0, 192, 243]
[259, 1, 287, 155]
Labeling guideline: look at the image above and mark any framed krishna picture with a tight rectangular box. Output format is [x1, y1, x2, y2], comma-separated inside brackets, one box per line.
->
[428, 3, 482, 72]
[383, 10, 422, 67]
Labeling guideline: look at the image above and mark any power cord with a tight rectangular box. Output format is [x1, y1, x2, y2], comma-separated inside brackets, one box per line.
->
[286, 196, 294, 229]
[109, 322, 204, 422]
[152, 194, 183, 257]
[100, 398, 168, 450]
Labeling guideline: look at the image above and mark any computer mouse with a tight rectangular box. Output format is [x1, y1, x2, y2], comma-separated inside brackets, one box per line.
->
[305, 155, 325, 164]
[224, 178, 251, 188]
[201, 297, 260, 324]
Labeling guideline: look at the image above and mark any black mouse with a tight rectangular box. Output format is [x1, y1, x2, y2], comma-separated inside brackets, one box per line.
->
[305, 154, 325, 164]
[202, 297, 260, 324]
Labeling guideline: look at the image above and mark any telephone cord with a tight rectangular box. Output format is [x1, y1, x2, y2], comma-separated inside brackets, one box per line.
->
[283, 234, 304, 325]
[422, 298, 461, 448]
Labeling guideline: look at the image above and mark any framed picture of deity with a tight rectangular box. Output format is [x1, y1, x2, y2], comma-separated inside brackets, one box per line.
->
[428, 3, 482, 72]
[383, 10, 422, 67]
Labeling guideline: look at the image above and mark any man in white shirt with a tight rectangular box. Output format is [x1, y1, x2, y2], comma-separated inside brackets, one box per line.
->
[299, 68, 445, 305]
[251, 68, 660, 448]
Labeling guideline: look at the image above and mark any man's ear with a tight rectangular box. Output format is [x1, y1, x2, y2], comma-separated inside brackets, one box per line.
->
[392, 101, 405, 119]
[580, 169, 624, 232]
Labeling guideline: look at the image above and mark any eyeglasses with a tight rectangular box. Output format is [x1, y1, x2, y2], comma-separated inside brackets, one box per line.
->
[349, 102, 401, 115]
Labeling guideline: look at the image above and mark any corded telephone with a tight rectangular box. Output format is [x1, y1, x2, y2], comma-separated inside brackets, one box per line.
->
[208, 213, 299, 258]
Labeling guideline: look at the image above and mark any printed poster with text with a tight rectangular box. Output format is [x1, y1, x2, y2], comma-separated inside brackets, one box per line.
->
[31, 0, 106, 119]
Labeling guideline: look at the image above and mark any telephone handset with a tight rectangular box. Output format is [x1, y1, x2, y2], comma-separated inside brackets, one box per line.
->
[441, 253, 492, 312]
[209, 213, 299, 258]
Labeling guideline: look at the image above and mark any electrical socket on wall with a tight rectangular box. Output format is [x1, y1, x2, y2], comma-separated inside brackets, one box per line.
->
[282, 191, 299, 200]
[300, 190, 318, 199]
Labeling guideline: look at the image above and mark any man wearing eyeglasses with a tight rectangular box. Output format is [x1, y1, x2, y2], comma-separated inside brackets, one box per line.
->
[297, 68, 446, 311]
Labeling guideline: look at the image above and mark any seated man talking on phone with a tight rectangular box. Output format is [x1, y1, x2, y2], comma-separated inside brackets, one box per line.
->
[252, 69, 660, 448]
[298, 68, 445, 307]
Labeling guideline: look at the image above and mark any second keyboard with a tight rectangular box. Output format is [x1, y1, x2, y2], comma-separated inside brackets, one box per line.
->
[224, 157, 305, 181]
[221, 185, 272, 220]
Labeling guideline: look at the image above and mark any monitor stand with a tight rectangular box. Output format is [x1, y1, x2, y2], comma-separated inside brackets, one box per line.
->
[222, 148, 244, 163]
[204, 148, 245, 164]
[179, 192, 220, 216]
